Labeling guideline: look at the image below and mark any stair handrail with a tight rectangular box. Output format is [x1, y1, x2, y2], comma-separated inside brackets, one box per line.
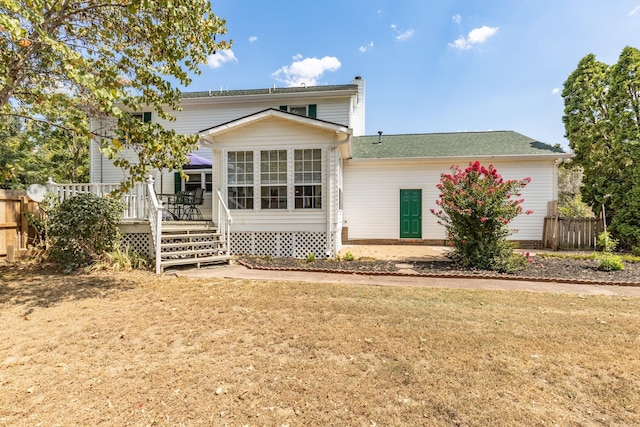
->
[215, 188, 233, 256]
[146, 176, 164, 274]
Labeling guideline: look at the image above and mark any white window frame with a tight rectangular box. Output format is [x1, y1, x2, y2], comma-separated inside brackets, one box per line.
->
[294, 148, 322, 209]
[227, 151, 254, 210]
[260, 150, 288, 210]
[224, 148, 325, 211]
[181, 170, 212, 192]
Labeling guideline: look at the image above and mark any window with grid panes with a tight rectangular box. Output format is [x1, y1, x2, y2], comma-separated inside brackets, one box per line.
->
[294, 149, 322, 209]
[183, 171, 212, 192]
[227, 151, 254, 209]
[260, 150, 287, 209]
[279, 104, 317, 118]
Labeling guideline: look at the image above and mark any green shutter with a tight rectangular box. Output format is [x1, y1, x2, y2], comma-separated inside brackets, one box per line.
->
[308, 104, 317, 119]
[279, 105, 288, 112]
[143, 112, 152, 122]
[174, 172, 182, 193]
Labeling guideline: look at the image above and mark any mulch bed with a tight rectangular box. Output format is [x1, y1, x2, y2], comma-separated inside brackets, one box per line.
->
[238, 254, 640, 286]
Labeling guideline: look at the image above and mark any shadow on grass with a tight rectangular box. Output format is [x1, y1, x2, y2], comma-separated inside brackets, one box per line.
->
[0, 263, 136, 312]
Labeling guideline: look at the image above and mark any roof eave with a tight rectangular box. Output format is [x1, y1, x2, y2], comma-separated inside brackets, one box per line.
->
[348, 153, 573, 162]
[180, 88, 358, 105]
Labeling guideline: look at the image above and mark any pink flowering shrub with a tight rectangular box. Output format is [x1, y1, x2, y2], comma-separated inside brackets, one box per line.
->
[431, 161, 533, 272]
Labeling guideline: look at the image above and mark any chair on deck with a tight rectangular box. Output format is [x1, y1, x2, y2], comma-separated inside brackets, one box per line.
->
[166, 190, 189, 220]
[182, 187, 205, 220]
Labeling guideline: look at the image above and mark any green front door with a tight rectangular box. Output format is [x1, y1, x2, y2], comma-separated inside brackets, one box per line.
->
[400, 189, 422, 238]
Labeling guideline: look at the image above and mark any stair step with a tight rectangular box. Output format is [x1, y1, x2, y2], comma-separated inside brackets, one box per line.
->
[162, 222, 217, 232]
[161, 232, 221, 240]
[161, 247, 227, 258]
[161, 240, 224, 250]
[161, 254, 232, 269]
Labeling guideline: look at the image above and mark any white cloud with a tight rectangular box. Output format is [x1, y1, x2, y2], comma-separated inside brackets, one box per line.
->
[359, 41, 374, 53]
[272, 55, 341, 87]
[396, 29, 414, 41]
[390, 24, 414, 42]
[452, 14, 462, 24]
[206, 49, 238, 68]
[630, 5, 640, 16]
[249, 36, 258, 42]
[449, 25, 499, 50]
[468, 26, 498, 43]
[552, 88, 561, 95]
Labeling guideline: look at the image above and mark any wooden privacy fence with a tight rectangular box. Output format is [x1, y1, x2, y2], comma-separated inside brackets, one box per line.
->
[0, 190, 40, 260]
[543, 217, 603, 250]
[543, 201, 603, 251]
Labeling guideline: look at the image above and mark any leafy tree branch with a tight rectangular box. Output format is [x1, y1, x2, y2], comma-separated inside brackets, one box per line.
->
[1, 0, 230, 189]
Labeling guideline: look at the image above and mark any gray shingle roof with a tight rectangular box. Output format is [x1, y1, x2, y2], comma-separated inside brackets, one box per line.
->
[352, 131, 568, 159]
[180, 84, 358, 99]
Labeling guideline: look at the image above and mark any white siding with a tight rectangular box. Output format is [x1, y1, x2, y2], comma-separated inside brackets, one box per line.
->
[343, 158, 558, 242]
[157, 97, 352, 135]
[90, 94, 354, 185]
[209, 118, 343, 236]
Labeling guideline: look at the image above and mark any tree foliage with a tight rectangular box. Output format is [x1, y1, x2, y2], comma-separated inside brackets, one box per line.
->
[563, 46, 640, 247]
[431, 161, 532, 272]
[556, 164, 594, 218]
[0, 0, 229, 189]
[1, 114, 89, 188]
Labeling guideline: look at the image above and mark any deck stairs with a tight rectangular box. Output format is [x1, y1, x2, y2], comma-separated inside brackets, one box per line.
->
[158, 221, 231, 271]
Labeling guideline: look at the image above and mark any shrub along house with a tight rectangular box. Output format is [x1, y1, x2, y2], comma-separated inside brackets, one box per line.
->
[75, 76, 570, 271]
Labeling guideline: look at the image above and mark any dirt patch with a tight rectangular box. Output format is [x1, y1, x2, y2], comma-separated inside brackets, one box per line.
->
[1, 263, 639, 425]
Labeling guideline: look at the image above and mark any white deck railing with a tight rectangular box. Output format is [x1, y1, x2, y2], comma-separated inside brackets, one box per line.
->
[46, 178, 148, 220]
[215, 188, 233, 257]
[46, 178, 231, 272]
[145, 176, 164, 274]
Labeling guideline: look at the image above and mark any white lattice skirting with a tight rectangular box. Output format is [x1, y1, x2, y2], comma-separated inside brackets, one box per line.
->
[120, 232, 152, 256]
[231, 232, 327, 258]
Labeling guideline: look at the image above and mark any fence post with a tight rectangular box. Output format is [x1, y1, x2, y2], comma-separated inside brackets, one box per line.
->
[20, 196, 28, 250]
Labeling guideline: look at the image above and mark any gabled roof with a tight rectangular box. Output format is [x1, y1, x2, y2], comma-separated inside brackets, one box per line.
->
[351, 131, 570, 160]
[198, 108, 352, 151]
[181, 83, 358, 100]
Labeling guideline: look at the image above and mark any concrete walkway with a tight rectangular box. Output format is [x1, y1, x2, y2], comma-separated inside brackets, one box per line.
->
[166, 245, 640, 297]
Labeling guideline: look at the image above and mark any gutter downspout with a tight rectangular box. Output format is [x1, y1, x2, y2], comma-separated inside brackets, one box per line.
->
[326, 147, 333, 258]
[326, 132, 352, 258]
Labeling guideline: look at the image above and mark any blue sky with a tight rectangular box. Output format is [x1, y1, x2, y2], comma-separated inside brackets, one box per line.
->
[186, 1, 640, 149]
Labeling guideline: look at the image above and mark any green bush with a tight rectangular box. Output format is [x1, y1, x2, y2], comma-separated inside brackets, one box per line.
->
[48, 193, 125, 272]
[558, 196, 594, 218]
[597, 231, 618, 253]
[597, 253, 624, 271]
[431, 161, 532, 272]
[305, 252, 316, 263]
[343, 252, 355, 261]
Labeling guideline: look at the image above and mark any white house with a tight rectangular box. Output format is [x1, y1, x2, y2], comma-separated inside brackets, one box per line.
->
[88, 77, 570, 258]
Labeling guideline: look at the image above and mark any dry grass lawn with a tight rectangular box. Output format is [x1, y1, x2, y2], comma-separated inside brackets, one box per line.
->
[1, 265, 639, 426]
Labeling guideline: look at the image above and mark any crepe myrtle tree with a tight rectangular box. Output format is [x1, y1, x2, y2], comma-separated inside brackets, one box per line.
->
[0, 0, 230, 190]
[431, 161, 533, 272]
